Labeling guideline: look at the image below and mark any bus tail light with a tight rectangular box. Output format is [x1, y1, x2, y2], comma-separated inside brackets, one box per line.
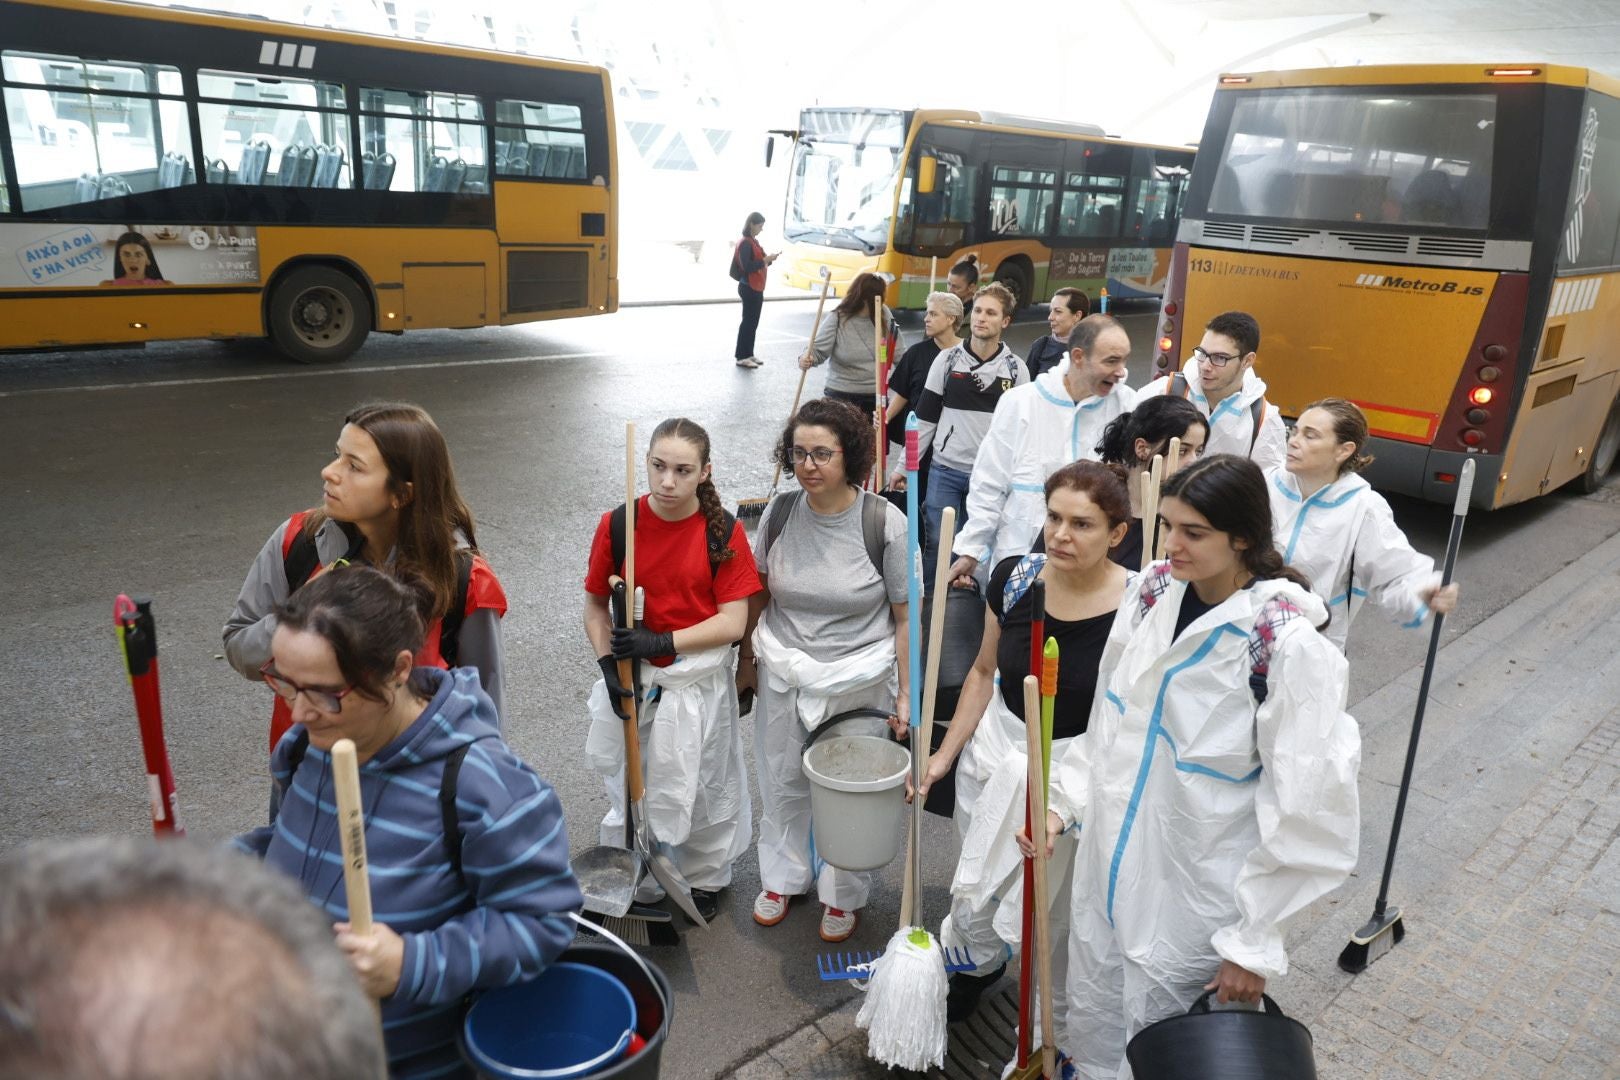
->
[1155, 243, 1191, 376]
[1438, 274, 1530, 453]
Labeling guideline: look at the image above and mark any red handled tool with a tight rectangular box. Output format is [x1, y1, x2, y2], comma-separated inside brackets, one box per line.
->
[114, 595, 182, 836]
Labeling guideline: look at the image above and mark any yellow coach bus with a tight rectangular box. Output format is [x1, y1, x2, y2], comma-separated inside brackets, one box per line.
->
[0, 0, 616, 362]
[1154, 64, 1620, 507]
[773, 107, 1194, 310]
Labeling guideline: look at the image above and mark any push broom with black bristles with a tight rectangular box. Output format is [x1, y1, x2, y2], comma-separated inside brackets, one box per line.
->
[1339, 458, 1475, 974]
[737, 265, 832, 523]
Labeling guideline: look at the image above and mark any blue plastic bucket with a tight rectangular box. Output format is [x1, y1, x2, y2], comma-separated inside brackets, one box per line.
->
[463, 961, 638, 1079]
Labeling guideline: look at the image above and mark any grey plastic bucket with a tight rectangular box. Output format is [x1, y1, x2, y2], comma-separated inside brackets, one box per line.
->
[801, 734, 911, 871]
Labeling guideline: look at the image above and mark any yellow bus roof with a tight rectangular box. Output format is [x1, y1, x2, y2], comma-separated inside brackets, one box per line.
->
[909, 108, 1194, 155]
[1215, 63, 1620, 99]
[8, 0, 608, 77]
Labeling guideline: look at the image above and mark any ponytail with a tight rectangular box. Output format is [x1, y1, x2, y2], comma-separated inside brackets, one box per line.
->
[696, 477, 735, 563]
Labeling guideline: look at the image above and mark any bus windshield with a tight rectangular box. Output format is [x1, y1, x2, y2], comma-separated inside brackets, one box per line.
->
[784, 110, 906, 252]
[1206, 89, 1496, 230]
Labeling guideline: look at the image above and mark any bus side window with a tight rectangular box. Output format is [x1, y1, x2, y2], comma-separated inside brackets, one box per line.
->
[197, 70, 347, 189]
[357, 88, 485, 194]
[3, 51, 190, 210]
[495, 100, 587, 182]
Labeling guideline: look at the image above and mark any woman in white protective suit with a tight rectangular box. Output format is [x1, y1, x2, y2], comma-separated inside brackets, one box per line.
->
[916, 461, 1132, 1025]
[583, 417, 762, 924]
[739, 397, 911, 943]
[1268, 398, 1459, 652]
[1022, 454, 1362, 1078]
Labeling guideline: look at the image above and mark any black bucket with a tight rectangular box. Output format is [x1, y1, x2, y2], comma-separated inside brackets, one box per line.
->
[466, 918, 672, 1080]
[919, 580, 984, 818]
[1125, 992, 1317, 1080]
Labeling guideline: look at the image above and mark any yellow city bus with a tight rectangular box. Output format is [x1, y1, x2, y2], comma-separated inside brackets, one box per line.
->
[773, 107, 1194, 310]
[1154, 64, 1620, 507]
[0, 0, 616, 362]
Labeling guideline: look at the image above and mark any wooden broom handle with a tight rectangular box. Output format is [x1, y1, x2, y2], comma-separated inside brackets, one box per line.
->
[331, 738, 372, 936]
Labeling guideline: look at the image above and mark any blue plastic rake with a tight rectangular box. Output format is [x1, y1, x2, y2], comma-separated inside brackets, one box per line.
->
[816, 941, 976, 981]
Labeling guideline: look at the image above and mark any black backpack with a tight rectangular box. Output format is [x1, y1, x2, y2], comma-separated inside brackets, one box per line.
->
[608, 503, 738, 578]
[1168, 372, 1268, 454]
[762, 490, 888, 575]
[728, 243, 745, 282]
[284, 525, 475, 665]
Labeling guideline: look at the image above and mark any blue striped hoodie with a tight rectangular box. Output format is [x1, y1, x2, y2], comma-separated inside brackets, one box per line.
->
[237, 667, 581, 1079]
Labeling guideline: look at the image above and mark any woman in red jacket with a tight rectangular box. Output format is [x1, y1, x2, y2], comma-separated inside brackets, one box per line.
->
[224, 401, 508, 756]
[734, 210, 777, 368]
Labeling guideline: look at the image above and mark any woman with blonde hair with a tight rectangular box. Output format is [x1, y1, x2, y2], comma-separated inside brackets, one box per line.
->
[1267, 397, 1458, 652]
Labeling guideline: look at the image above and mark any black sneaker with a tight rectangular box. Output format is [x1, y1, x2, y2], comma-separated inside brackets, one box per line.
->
[945, 961, 1007, 1022]
[689, 888, 721, 924]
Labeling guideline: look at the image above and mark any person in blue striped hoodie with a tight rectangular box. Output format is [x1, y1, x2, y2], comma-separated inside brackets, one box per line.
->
[238, 563, 581, 1079]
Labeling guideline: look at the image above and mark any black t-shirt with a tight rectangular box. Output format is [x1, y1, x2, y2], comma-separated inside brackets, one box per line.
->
[1175, 585, 1217, 641]
[1025, 334, 1069, 380]
[987, 555, 1113, 740]
[886, 338, 942, 447]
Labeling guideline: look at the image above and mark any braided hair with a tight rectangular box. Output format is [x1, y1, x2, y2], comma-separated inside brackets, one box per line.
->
[649, 417, 734, 564]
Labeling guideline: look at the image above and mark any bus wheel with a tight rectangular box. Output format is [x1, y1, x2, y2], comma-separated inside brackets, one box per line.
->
[1579, 394, 1620, 493]
[994, 260, 1031, 312]
[268, 266, 371, 364]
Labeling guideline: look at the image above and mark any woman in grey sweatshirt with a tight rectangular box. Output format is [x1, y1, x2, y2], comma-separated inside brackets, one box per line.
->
[800, 271, 894, 415]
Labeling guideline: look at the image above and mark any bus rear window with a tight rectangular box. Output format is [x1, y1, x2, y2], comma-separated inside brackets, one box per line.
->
[1209, 91, 1495, 230]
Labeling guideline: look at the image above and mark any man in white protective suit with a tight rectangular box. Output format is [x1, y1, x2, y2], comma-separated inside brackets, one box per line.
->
[1142, 310, 1288, 473]
[1026, 454, 1361, 1078]
[947, 314, 1137, 586]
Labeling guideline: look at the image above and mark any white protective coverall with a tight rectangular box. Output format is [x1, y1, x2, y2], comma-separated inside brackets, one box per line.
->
[752, 621, 897, 911]
[954, 370, 1137, 573]
[1266, 467, 1440, 652]
[941, 682, 1078, 1027]
[586, 643, 751, 895]
[1143, 356, 1288, 473]
[1047, 564, 1360, 1078]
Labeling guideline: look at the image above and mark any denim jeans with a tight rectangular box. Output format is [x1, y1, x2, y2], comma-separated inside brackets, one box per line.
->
[735, 283, 763, 358]
[924, 461, 971, 592]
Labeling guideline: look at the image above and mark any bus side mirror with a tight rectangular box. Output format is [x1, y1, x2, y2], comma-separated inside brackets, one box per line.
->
[765, 137, 775, 168]
[917, 155, 938, 195]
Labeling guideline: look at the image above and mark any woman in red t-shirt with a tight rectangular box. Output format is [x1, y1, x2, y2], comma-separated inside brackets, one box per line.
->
[733, 210, 777, 368]
[583, 417, 762, 923]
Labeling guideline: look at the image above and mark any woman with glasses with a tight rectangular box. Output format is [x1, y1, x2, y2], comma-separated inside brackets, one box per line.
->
[238, 564, 580, 1080]
[224, 402, 508, 757]
[742, 398, 911, 942]
[581, 418, 762, 924]
[1268, 397, 1458, 652]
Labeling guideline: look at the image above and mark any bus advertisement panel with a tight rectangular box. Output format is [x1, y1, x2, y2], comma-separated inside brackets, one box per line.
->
[2, 223, 259, 288]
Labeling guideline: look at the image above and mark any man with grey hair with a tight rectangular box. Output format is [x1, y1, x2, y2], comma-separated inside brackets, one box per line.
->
[948, 313, 1137, 584]
[0, 836, 387, 1080]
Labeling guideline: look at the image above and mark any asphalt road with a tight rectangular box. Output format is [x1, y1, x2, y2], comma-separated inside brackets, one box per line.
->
[2, 299, 1617, 1078]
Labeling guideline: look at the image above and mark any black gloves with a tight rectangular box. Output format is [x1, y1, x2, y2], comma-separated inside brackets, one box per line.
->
[611, 625, 675, 661]
[597, 655, 633, 720]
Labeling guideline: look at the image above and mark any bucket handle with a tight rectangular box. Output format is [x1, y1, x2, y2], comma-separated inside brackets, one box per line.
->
[1188, 990, 1286, 1017]
[567, 910, 670, 1018]
[801, 707, 897, 755]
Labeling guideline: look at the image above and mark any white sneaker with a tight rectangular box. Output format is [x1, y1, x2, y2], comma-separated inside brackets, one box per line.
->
[753, 890, 789, 926]
[750, 354, 766, 365]
[735, 356, 762, 369]
[819, 905, 858, 942]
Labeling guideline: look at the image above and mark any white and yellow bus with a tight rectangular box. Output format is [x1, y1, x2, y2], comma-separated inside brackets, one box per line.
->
[0, 0, 616, 362]
[1155, 64, 1620, 506]
[773, 107, 1194, 310]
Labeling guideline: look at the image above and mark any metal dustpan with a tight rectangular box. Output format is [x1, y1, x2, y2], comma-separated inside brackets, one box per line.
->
[575, 845, 640, 919]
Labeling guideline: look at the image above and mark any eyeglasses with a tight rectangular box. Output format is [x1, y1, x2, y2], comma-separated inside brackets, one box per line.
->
[260, 661, 355, 714]
[788, 447, 842, 466]
[1192, 346, 1241, 368]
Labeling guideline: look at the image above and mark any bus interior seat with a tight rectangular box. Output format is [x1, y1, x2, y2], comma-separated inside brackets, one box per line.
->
[561, 146, 585, 178]
[98, 174, 131, 200]
[239, 140, 272, 185]
[75, 172, 101, 203]
[276, 144, 303, 186]
[423, 155, 449, 192]
[312, 144, 345, 188]
[461, 163, 488, 192]
[294, 146, 317, 186]
[159, 152, 192, 189]
[497, 140, 529, 175]
[363, 151, 395, 190]
[445, 158, 468, 193]
[1404, 169, 1458, 224]
[205, 157, 230, 184]
[525, 143, 551, 176]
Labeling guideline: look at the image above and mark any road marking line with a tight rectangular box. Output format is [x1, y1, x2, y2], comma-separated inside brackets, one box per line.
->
[0, 349, 618, 397]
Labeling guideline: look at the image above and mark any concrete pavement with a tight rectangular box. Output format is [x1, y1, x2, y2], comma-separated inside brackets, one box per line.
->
[736, 529, 1620, 1078]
